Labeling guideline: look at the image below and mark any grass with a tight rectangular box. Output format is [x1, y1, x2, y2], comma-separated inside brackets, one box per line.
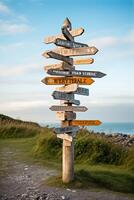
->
[0, 119, 134, 194]
[0, 122, 40, 139]
[34, 127, 134, 170]
[46, 167, 134, 194]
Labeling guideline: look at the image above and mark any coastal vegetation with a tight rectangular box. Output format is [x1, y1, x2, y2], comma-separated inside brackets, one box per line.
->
[0, 114, 134, 194]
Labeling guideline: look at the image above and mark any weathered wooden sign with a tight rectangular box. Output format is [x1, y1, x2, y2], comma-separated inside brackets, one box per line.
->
[70, 120, 102, 126]
[44, 59, 94, 72]
[57, 133, 73, 142]
[42, 76, 94, 85]
[74, 58, 94, 65]
[55, 84, 89, 96]
[62, 27, 74, 41]
[50, 105, 88, 112]
[44, 51, 73, 65]
[55, 84, 78, 93]
[54, 126, 79, 134]
[74, 87, 89, 96]
[47, 69, 106, 78]
[56, 111, 76, 121]
[67, 99, 80, 105]
[44, 27, 84, 44]
[52, 91, 74, 101]
[44, 62, 74, 71]
[55, 38, 88, 49]
[44, 46, 98, 58]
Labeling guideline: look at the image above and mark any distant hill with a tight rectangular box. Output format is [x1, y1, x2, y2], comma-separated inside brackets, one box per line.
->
[0, 114, 40, 128]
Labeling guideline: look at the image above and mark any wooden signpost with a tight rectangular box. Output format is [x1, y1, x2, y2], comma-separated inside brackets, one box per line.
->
[70, 120, 102, 126]
[44, 62, 74, 71]
[42, 76, 94, 85]
[54, 126, 79, 134]
[41, 18, 106, 183]
[74, 87, 89, 96]
[43, 46, 98, 58]
[45, 51, 73, 65]
[55, 38, 88, 48]
[73, 58, 94, 65]
[62, 26, 74, 41]
[44, 27, 84, 44]
[52, 91, 74, 101]
[47, 69, 106, 78]
[55, 83, 78, 93]
[50, 105, 88, 112]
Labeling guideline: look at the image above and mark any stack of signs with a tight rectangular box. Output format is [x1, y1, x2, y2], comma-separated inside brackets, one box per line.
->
[42, 18, 106, 140]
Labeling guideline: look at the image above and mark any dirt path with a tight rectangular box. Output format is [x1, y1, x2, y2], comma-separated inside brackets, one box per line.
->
[0, 140, 133, 200]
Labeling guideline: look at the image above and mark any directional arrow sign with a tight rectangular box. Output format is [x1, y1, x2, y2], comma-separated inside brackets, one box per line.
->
[50, 105, 88, 112]
[52, 91, 80, 105]
[68, 99, 80, 105]
[44, 46, 98, 57]
[44, 58, 94, 71]
[43, 51, 73, 65]
[41, 77, 94, 85]
[74, 58, 94, 65]
[74, 87, 89, 96]
[62, 27, 74, 41]
[55, 85, 89, 97]
[55, 38, 88, 49]
[54, 126, 79, 134]
[56, 111, 76, 121]
[70, 120, 102, 126]
[44, 62, 74, 71]
[52, 91, 74, 101]
[44, 27, 84, 44]
[47, 69, 106, 78]
[55, 84, 78, 93]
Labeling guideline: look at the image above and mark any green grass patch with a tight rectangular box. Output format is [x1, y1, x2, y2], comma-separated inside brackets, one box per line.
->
[0, 123, 40, 139]
[46, 166, 134, 193]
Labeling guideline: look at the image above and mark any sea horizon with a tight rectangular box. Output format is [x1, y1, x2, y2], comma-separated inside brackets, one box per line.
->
[39, 122, 134, 135]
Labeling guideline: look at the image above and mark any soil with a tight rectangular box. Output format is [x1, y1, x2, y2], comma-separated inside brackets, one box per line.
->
[0, 141, 133, 200]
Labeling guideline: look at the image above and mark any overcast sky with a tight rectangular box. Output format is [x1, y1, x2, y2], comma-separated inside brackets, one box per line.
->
[0, 0, 134, 123]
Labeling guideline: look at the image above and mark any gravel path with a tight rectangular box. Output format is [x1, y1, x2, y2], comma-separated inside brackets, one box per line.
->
[0, 143, 133, 200]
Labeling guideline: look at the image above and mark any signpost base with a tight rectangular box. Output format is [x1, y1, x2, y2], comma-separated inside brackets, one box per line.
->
[62, 139, 74, 183]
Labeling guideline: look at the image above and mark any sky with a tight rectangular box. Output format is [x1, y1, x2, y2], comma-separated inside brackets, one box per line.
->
[0, 0, 134, 123]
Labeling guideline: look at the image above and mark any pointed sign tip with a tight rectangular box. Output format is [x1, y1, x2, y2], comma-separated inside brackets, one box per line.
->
[91, 58, 94, 64]
[41, 79, 44, 83]
[62, 17, 72, 30]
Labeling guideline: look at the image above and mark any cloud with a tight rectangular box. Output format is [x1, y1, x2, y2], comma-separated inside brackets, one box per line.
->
[89, 36, 118, 48]
[0, 62, 40, 76]
[0, 2, 10, 14]
[0, 100, 49, 112]
[89, 28, 134, 49]
[0, 2, 30, 35]
[0, 42, 24, 52]
[124, 29, 134, 44]
[0, 20, 30, 34]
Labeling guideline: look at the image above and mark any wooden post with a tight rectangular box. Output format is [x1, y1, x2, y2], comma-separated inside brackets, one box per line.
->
[42, 18, 105, 184]
[62, 117, 74, 183]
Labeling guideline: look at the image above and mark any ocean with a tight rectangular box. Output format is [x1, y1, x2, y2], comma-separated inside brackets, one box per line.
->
[41, 122, 134, 135]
